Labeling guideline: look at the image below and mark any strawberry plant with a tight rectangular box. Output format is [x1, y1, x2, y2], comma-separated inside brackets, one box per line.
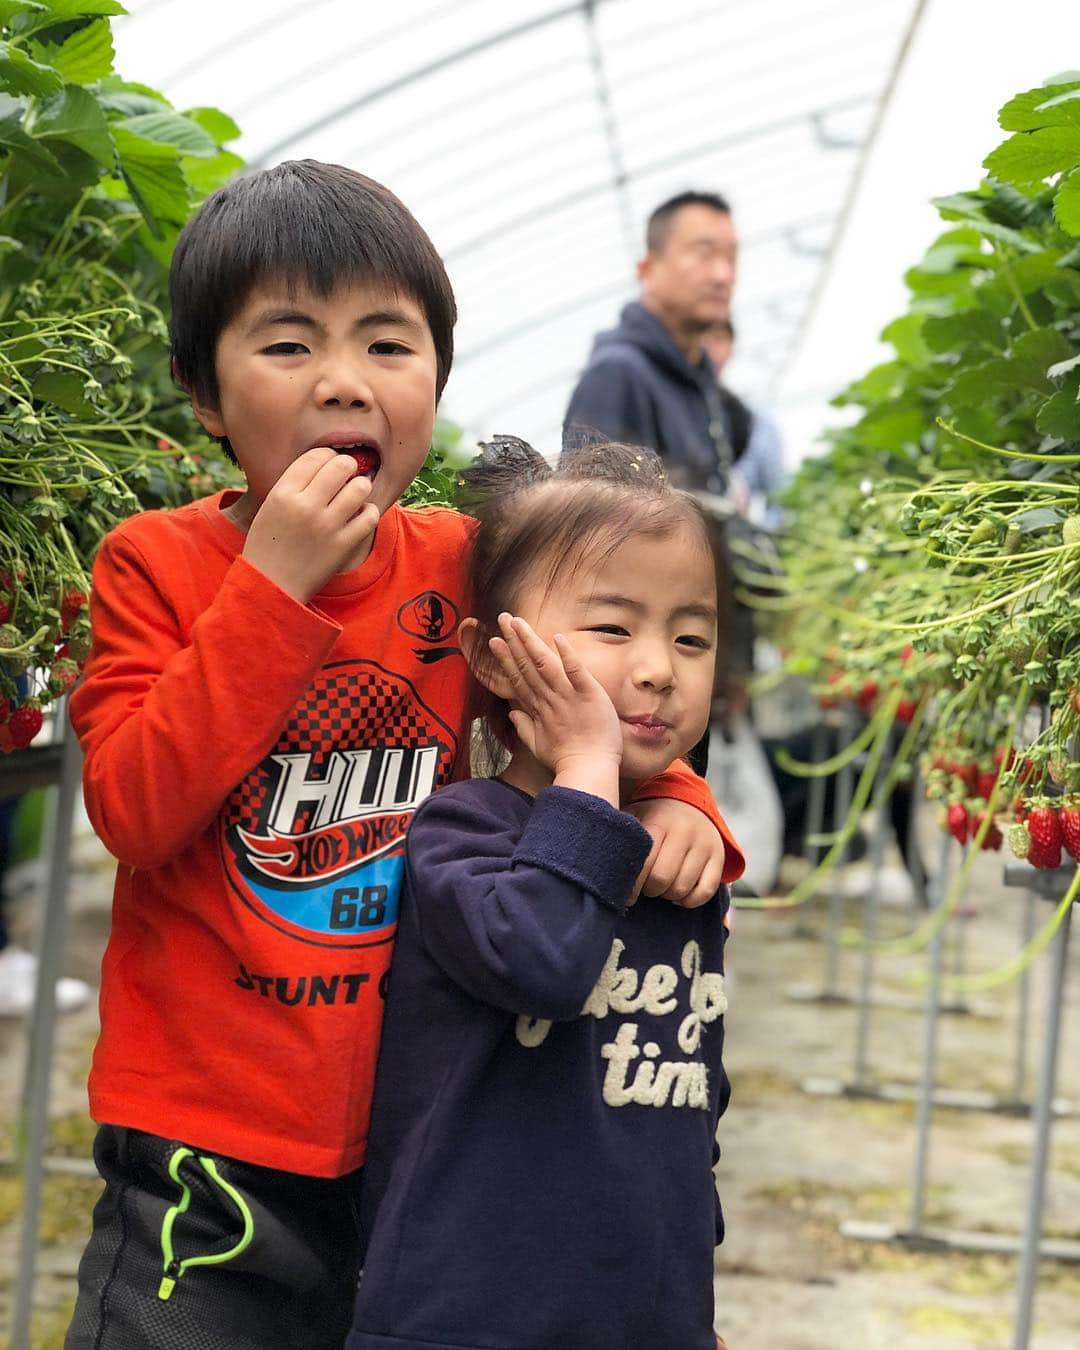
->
[748, 73, 1080, 890]
[0, 1, 248, 735]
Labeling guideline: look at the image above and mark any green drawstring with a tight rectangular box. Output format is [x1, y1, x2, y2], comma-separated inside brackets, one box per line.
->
[158, 1147, 255, 1301]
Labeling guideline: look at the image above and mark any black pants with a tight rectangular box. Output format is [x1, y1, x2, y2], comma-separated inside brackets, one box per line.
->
[67, 1125, 363, 1350]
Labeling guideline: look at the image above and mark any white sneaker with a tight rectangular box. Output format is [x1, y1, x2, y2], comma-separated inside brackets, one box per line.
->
[0, 945, 92, 1017]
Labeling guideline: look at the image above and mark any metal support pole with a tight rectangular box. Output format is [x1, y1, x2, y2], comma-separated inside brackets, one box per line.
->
[908, 829, 953, 1233]
[904, 763, 929, 911]
[851, 735, 892, 1090]
[1012, 891, 1074, 1349]
[11, 713, 81, 1350]
[1011, 890, 1036, 1104]
[804, 721, 829, 868]
[821, 708, 856, 1000]
[843, 863, 1080, 1263]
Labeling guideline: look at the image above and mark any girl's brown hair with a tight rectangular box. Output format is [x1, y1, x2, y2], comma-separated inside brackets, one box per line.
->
[457, 436, 731, 764]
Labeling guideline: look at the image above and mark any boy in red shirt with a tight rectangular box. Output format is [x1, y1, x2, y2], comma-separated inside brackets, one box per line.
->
[66, 160, 743, 1350]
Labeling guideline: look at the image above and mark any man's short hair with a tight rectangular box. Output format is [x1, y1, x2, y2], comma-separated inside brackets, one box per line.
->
[645, 190, 732, 252]
[169, 160, 457, 408]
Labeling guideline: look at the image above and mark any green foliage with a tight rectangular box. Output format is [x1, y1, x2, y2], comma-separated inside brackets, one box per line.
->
[770, 73, 1080, 823]
[0, 3, 466, 737]
[0, 0, 242, 722]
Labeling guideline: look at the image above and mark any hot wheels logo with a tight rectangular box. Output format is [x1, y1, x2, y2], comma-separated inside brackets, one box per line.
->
[221, 660, 458, 948]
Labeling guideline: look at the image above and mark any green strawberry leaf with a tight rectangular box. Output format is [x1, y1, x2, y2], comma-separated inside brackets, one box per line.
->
[118, 109, 217, 158]
[46, 16, 114, 84]
[33, 369, 95, 416]
[30, 84, 113, 166]
[999, 81, 1080, 131]
[0, 90, 62, 172]
[183, 105, 240, 145]
[1036, 388, 1080, 441]
[0, 38, 63, 96]
[984, 126, 1080, 192]
[1054, 168, 1080, 235]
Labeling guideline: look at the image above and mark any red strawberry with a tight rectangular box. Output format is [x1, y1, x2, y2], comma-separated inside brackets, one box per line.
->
[973, 811, 1002, 851]
[8, 702, 43, 749]
[0, 598, 9, 624]
[1060, 806, 1080, 863]
[897, 698, 918, 724]
[856, 679, 878, 712]
[946, 803, 969, 845]
[1029, 840, 1062, 870]
[900, 644, 914, 665]
[976, 771, 998, 801]
[0, 695, 10, 724]
[993, 745, 1015, 772]
[60, 588, 88, 631]
[1027, 805, 1062, 853]
[1027, 807, 1062, 868]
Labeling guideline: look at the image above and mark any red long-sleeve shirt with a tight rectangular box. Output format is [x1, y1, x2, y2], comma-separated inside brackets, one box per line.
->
[70, 490, 743, 1177]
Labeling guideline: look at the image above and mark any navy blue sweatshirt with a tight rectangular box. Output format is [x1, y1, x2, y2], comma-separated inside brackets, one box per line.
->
[563, 301, 750, 493]
[347, 778, 730, 1350]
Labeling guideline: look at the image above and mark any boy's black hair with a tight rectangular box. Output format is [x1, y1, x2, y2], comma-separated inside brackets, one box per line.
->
[169, 160, 457, 419]
[646, 190, 732, 252]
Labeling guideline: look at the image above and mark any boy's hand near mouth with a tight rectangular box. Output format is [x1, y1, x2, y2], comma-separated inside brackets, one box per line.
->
[243, 446, 380, 602]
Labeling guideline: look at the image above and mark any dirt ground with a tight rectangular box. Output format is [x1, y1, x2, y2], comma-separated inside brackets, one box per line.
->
[1, 807, 1078, 1349]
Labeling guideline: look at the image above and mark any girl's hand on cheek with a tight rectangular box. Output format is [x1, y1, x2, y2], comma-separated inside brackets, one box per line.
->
[489, 614, 622, 802]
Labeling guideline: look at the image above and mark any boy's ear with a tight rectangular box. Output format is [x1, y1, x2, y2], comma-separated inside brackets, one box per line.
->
[458, 618, 514, 700]
[170, 358, 225, 439]
[190, 389, 226, 441]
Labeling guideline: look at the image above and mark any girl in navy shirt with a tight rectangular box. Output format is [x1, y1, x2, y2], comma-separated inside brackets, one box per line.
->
[348, 438, 733, 1350]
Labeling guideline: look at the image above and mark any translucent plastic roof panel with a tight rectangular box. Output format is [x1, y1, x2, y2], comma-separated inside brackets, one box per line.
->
[114, 0, 922, 451]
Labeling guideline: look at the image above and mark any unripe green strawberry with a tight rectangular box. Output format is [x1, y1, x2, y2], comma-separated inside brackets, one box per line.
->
[1063, 516, 1080, 548]
[0, 624, 29, 673]
[1003, 524, 1023, 554]
[1047, 755, 1070, 787]
[1005, 635, 1032, 672]
[66, 630, 91, 664]
[1007, 823, 1031, 859]
[969, 520, 996, 547]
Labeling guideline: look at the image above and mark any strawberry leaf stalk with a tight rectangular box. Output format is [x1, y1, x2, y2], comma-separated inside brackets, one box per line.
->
[972, 809, 1003, 852]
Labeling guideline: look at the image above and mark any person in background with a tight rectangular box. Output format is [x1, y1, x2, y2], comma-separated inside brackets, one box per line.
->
[563, 190, 748, 489]
[701, 317, 786, 530]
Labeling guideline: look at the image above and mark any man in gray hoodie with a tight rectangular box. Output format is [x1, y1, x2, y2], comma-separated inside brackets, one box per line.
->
[563, 191, 749, 490]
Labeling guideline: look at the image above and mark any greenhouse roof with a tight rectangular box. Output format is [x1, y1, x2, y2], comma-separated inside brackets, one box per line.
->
[115, 0, 923, 453]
